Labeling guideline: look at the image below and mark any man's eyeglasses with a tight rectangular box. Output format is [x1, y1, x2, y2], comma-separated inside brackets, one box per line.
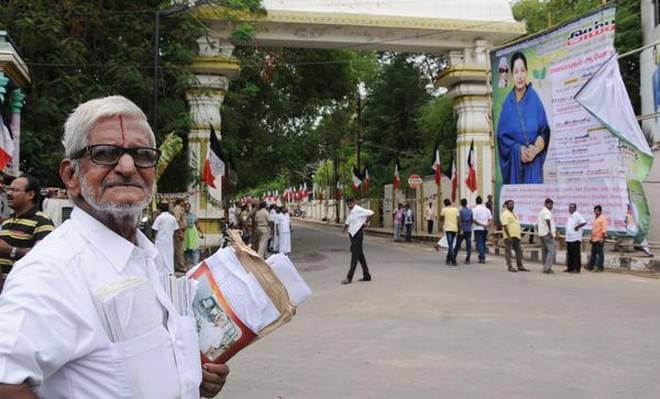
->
[70, 145, 160, 168]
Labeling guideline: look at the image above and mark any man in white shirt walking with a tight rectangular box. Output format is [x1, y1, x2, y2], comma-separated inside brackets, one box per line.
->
[342, 198, 374, 284]
[472, 196, 492, 263]
[0, 96, 228, 398]
[152, 202, 180, 274]
[565, 203, 586, 273]
[537, 198, 557, 274]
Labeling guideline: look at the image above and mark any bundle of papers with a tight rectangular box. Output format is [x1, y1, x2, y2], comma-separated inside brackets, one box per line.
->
[188, 245, 311, 364]
[92, 278, 163, 343]
[160, 274, 197, 317]
[265, 254, 312, 307]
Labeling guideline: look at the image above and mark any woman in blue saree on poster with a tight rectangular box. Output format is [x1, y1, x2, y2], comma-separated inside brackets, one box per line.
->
[497, 52, 550, 184]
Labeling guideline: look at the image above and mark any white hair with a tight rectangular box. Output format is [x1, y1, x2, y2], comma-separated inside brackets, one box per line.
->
[62, 95, 155, 158]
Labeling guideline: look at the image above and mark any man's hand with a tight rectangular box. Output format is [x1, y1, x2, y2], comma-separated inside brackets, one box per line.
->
[200, 363, 230, 398]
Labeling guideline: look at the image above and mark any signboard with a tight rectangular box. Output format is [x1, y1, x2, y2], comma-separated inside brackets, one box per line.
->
[408, 174, 422, 189]
[490, 6, 649, 240]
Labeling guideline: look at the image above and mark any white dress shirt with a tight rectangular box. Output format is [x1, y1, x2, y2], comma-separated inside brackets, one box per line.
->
[537, 207, 556, 237]
[472, 204, 492, 231]
[152, 211, 179, 274]
[565, 211, 587, 242]
[345, 205, 374, 237]
[0, 208, 202, 398]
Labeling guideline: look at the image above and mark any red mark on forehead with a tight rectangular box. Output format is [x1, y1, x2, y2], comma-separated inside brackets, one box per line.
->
[118, 115, 126, 145]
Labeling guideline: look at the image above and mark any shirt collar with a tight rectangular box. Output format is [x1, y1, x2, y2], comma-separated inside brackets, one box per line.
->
[70, 207, 158, 273]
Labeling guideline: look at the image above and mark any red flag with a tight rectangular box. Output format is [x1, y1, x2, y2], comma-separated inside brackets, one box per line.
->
[465, 140, 477, 192]
[363, 167, 370, 193]
[201, 125, 225, 197]
[351, 166, 362, 191]
[0, 117, 14, 171]
[393, 161, 400, 190]
[444, 154, 457, 202]
[432, 146, 441, 185]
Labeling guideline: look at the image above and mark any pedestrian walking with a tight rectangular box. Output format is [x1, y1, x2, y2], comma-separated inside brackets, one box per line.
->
[152, 202, 179, 273]
[537, 198, 557, 274]
[403, 203, 415, 242]
[278, 206, 292, 255]
[172, 198, 187, 272]
[268, 204, 279, 252]
[472, 196, 492, 263]
[586, 205, 608, 272]
[565, 203, 586, 273]
[342, 198, 374, 284]
[392, 203, 404, 242]
[184, 202, 204, 267]
[454, 198, 473, 264]
[437, 199, 459, 265]
[425, 201, 436, 234]
[501, 200, 529, 272]
[254, 202, 270, 258]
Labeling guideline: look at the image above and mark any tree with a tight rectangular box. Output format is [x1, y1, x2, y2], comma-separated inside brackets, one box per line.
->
[0, 0, 262, 191]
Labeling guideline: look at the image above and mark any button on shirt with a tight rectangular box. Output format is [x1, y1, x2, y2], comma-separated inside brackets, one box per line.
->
[565, 211, 586, 242]
[0, 208, 202, 398]
[472, 204, 492, 231]
[537, 207, 555, 237]
[345, 205, 374, 237]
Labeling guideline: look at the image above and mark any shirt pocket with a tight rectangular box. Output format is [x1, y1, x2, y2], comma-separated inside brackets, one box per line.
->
[174, 315, 203, 398]
[111, 325, 180, 399]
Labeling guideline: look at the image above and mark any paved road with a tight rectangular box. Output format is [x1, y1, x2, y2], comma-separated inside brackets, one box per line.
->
[220, 223, 660, 399]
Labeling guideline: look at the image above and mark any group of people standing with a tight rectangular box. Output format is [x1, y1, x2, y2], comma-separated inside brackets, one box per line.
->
[434, 196, 492, 265]
[152, 198, 204, 274]
[231, 201, 292, 258]
[499, 199, 608, 273]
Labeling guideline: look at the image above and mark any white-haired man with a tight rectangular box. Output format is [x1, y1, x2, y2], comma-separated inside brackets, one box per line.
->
[0, 96, 228, 398]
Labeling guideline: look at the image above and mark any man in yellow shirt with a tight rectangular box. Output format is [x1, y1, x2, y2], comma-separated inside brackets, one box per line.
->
[438, 199, 459, 265]
[500, 200, 529, 273]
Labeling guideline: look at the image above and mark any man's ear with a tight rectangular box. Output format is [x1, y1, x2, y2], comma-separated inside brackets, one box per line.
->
[59, 160, 80, 198]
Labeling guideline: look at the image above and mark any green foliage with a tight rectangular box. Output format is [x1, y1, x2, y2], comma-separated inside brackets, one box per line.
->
[512, 0, 642, 113]
[0, 0, 260, 191]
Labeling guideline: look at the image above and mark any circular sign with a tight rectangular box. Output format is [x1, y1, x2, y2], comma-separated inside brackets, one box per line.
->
[408, 174, 423, 189]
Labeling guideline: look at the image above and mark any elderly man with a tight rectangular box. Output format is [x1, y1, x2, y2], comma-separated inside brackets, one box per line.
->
[0, 96, 228, 398]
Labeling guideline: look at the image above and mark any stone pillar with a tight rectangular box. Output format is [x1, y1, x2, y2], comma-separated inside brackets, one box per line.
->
[7, 89, 25, 176]
[437, 40, 493, 206]
[188, 36, 240, 243]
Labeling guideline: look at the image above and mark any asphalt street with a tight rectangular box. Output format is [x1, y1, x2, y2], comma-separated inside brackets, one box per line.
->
[219, 223, 660, 399]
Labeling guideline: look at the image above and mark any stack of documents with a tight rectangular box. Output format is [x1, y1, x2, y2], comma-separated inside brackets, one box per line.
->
[161, 274, 197, 317]
[92, 278, 163, 342]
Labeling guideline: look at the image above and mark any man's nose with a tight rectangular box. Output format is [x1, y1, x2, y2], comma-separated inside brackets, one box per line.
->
[114, 152, 138, 175]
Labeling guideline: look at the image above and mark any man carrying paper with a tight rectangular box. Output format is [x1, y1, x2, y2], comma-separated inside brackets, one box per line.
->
[342, 198, 374, 284]
[0, 96, 228, 398]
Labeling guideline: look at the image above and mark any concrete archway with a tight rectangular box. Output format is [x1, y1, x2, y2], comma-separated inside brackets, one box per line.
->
[186, 0, 525, 236]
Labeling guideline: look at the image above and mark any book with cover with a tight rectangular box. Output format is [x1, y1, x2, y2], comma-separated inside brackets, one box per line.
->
[189, 262, 257, 364]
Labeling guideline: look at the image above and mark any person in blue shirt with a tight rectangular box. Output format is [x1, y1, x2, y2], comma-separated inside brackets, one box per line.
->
[497, 51, 550, 184]
[454, 198, 474, 264]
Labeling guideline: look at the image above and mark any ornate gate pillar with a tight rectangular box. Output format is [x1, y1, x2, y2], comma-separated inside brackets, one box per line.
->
[187, 36, 240, 239]
[437, 39, 493, 205]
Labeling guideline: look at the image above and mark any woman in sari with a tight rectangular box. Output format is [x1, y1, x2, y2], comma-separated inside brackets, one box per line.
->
[497, 52, 550, 184]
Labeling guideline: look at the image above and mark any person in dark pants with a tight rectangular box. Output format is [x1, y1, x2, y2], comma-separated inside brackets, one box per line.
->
[403, 203, 415, 242]
[564, 203, 586, 273]
[586, 205, 607, 272]
[454, 198, 473, 264]
[472, 196, 492, 263]
[436, 198, 459, 266]
[342, 198, 374, 284]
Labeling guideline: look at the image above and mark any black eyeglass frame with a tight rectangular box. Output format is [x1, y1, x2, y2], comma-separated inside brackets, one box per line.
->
[70, 144, 161, 169]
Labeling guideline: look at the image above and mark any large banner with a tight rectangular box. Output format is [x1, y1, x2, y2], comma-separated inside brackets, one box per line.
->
[490, 6, 649, 240]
